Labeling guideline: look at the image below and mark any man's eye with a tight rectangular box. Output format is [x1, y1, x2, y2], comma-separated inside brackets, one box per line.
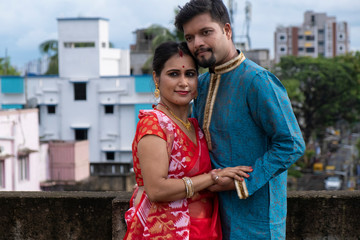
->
[185, 36, 193, 42]
[203, 30, 211, 35]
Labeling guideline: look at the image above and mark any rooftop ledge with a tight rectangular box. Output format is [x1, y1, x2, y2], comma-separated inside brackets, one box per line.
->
[0, 190, 359, 239]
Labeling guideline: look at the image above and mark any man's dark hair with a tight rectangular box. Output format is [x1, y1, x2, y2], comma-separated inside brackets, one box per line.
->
[174, 0, 231, 32]
[152, 41, 198, 76]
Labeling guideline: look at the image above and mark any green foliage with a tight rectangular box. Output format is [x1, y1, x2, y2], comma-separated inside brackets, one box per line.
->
[39, 40, 58, 75]
[356, 138, 360, 159]
[142, 22, 185, 73]
[142, 8, 186, 73]
[0, 58, 20, 76]
[278, 53, 360, 144]
[288, 165, 303, 178]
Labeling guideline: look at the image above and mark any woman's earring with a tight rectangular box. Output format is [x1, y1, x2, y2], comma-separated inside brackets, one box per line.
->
[154, 83, 160, 98]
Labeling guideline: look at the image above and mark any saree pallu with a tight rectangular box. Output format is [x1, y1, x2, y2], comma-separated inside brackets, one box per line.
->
[124, 109, 221, 240]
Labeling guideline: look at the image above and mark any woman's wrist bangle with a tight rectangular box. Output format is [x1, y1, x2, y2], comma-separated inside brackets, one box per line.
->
[182, 176, 194, 198]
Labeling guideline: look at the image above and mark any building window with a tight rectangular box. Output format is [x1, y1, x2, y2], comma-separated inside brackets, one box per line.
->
[104, 105, 114, 114]
[318, 41, 324, 46]
[339, 34, 343, 39]
[47, 105, 56, 114]
[106, 152, 115, 161]
[279, 35, 286, 41]
[318, 29, 324, 34]
[75, 129, 88, 140]
[280, 47, 286, 52]
[64, 42, 95, 48]
[298, 35, 304, 40]
[18, 156, 29, 181]
[306, 47, 315, 53]
[0, 160, 4, 188]
[298, 47, 304, 51]
[102, 42, 106, 48]
[74, 83, 87, 101]
[305, 35, 315, 41]
[311, 15, 315, 25]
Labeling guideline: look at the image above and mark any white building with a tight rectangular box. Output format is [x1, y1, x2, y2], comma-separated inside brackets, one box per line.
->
[0, 109, 46, 191]
[274, 11, 350, 63]
[0, 18, 155, 174]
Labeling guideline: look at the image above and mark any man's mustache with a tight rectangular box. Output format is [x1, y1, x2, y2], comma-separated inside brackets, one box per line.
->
[195, 48, 212, 57]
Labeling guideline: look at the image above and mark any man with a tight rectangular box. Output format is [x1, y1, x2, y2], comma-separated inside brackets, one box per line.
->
[175, 0, 306, 239]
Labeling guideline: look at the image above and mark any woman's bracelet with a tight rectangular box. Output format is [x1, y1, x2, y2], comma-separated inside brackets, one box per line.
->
[182, 176, 194, 198]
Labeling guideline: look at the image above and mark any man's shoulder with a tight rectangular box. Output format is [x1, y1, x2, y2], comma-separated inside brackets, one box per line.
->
[241, 58, 268, 74]
[199, 72, 210, 80]
[198, 72, 211, 86]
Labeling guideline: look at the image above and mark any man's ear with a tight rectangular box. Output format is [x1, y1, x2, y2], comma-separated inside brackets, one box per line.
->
[224, 23, 232, 40]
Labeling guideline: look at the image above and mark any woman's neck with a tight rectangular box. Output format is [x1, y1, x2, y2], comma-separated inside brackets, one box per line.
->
[157, 101, 189, 122]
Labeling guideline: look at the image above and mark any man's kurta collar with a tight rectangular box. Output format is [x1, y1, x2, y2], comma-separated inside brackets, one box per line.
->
[213, 50, 246, 75]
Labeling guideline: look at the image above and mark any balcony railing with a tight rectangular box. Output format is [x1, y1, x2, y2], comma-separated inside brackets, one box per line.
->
[90, 162, 133, 176]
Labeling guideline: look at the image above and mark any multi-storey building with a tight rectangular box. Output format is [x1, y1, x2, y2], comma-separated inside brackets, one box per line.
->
[0, 17, 155, 175]
[274, 11, 350, 63]
[130, 28, 153, 75]
[0, 109, 45, 191]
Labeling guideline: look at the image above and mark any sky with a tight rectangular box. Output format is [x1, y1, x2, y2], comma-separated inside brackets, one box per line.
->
[1, 0, 360, 71]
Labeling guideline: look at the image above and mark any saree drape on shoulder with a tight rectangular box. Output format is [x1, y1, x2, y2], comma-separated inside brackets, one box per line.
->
[123, 109, 222, 240]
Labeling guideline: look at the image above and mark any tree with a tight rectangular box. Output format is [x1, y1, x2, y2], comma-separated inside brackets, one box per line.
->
[278, 54, 360, 144]
[0, 57, 20, 75]
[39, 39, 58, 75]
[141, 23, 185, 73]
[141, 8, 186, 73]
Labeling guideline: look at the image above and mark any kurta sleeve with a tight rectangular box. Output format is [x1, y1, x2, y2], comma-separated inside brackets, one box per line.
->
[245, 71, 305, 195]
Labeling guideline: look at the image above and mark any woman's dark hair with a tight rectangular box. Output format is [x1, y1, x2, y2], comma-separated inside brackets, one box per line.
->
[152, 41, 198, 76]
[174, 0, 231, 32]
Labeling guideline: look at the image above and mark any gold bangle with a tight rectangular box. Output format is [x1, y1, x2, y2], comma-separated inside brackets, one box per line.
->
[182, 177, 190, 198]
[182, 177, 194, 198]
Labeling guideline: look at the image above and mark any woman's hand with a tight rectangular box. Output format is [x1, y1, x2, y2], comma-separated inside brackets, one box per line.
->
[207, 166, 253, 192]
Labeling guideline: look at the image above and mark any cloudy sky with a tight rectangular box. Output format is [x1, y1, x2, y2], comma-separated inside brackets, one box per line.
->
[1, 0, 359, 71]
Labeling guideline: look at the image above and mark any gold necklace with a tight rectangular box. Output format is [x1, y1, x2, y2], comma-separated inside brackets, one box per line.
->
[157, 102, 191, 130]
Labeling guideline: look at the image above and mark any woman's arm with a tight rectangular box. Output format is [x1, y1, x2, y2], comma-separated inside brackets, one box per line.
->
[138, 135, 252, 202]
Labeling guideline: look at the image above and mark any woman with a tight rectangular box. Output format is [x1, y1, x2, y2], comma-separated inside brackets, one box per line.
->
[124, 42, 252, 239]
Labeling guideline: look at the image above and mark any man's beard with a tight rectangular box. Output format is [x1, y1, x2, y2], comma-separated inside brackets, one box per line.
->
[195, 48, 216, 68]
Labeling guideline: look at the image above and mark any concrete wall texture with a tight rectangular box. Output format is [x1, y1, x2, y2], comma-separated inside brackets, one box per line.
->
[0, 191, 359, 240]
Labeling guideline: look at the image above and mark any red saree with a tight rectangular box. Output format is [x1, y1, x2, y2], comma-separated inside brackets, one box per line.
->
[124, 109, 222, 240]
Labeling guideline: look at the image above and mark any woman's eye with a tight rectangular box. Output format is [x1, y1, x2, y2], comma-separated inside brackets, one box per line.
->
[169, 72, 178, 77]
[186, 71, 196, 77]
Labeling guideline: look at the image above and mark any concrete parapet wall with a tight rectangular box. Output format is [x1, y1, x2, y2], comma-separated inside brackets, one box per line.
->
[287, 190, 360, 240]
[0, 191, 359, 239]
[0, 191, 132, 240]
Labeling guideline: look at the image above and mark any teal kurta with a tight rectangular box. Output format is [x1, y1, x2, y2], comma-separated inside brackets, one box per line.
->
[193, 52, 305, 239]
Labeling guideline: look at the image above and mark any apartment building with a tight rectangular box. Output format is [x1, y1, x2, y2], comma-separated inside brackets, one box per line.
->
[274, 11, 350, 63]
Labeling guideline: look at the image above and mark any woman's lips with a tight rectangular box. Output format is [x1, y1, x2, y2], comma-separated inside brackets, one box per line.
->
[176, 91, 189, 95]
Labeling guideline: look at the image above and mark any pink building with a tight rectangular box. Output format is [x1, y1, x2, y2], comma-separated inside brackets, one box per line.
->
[48, 140, 90, 182]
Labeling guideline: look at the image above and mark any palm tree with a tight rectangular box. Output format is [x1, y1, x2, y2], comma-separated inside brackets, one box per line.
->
[141, 24, 186, 73]
[39, 40, 58, 75]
